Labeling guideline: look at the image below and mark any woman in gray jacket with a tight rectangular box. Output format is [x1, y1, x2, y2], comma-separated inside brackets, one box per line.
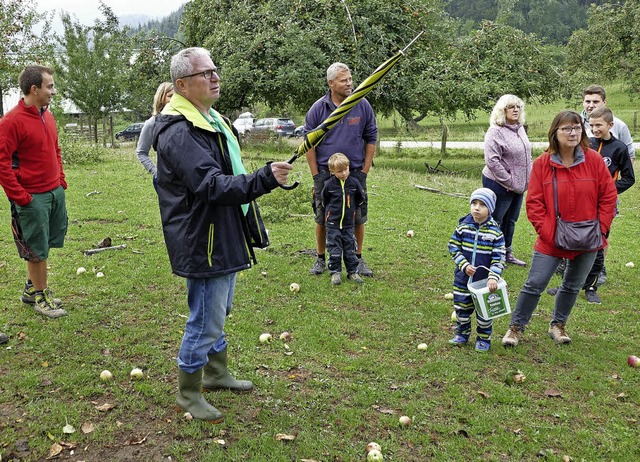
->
[482, 94, 533, 267]
[136, 82, 174, 179]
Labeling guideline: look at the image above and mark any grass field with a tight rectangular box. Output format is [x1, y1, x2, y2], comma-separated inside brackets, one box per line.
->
[0, 142, 638, 461]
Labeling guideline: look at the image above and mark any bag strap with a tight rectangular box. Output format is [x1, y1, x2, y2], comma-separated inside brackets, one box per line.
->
[552, 167, 561, 219]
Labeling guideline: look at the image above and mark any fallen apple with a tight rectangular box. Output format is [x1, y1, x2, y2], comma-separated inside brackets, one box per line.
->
[417, 343, 428, 351]
[279, 331, 291, 341]
[289, 282, 300, 293]
[628, 355, 639, 367]
[96, 271, 105, 278]
[367, 449, 384, 461]
[366, 442, 382, 453]
[399, 415, 411, 426]
[259, 333, 272, 343]
[451, 311, 457, 322]
[444, 292, 454, 300]
[406, 230, 414, 238]
[625, 262, 635, 268]
[76, 267, 87, 275]
[505, 369, 526, 385]
[100, 370, 113, 381]
[130, 368, 144, 379]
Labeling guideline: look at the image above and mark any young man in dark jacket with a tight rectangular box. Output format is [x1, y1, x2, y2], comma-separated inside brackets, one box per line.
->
[581, 107, 635, 304]
[153, 47, 291, 423]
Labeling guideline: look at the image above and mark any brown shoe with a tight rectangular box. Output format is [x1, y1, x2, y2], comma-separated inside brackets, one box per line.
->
[548, 323, 571, 344]
[502, 325, 522, 347]
[506, 252, 526, 267]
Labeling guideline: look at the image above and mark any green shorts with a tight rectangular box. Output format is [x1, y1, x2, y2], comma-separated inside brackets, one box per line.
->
[11, 186, 68, 262]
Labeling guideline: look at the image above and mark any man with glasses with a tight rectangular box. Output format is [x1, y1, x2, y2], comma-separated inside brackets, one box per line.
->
[152, 47, 292, 423]
[303, 62, 378, 278]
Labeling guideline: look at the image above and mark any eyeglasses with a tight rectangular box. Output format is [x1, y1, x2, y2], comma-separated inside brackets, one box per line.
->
[179, 68, 220, 80]
[558, 125, 582, 134]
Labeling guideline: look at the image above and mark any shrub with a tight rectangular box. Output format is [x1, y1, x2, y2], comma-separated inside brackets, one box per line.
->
[58, 130, 107, 164]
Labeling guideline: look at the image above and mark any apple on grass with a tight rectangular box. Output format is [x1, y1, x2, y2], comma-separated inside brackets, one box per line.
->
[628, 355, 639, 367]
[367, 449, 383, 461]
[259, 333, 272, 343]
[399, 415, 411, 426]
[366, 442, 381, 453]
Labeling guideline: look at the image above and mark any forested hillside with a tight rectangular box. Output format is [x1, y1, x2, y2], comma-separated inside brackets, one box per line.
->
[445, 0, 617, 43]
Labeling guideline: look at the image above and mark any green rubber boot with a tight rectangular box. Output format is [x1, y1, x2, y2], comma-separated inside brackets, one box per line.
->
[202, 348, 254, 392]
[176, 369, 224, 423]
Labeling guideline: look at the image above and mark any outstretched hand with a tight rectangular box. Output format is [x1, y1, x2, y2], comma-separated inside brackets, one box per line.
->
[270, 162, 293, 185]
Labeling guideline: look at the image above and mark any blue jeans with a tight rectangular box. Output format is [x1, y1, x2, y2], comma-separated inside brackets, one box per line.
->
[178, 273, 236, 373]
[482, 176, 523, 250]
[510, 251, 597, 329]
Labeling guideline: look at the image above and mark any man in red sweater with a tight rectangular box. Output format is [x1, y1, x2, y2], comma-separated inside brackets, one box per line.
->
[0, 65, 68, 318]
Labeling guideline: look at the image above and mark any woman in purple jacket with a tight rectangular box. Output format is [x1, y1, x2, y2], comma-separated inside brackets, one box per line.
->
[482, 94, 533, 267]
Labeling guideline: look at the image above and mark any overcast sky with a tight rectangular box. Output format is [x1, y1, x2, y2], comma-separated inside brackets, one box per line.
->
[37, 0, 185, 28]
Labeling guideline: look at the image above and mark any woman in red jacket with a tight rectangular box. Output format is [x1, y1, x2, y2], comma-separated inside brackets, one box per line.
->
[502, 110, 617, 347]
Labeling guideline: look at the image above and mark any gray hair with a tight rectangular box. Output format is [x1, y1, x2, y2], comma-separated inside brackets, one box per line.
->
[326, 62, 350, 82]
[490, 94, 526, 126]
[170, 47, 211, 87]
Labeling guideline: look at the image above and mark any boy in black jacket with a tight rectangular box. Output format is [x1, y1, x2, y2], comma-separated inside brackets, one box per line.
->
[583, 107, 635, 304]
[322, 153, 366, 285]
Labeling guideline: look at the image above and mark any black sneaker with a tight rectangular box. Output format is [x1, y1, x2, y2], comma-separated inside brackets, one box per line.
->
[22, 283, 62, 307]
[357, 258, 373, 277]
[309, 257, 326, 275]
[585, 289, 601, 304]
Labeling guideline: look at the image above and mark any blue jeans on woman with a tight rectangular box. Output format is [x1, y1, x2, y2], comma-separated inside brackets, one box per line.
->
[482, 175, 523, 250]
[178, 273, 236, 373]
[510, 250, 597, 329]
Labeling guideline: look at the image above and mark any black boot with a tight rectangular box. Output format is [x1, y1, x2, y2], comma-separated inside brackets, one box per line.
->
[202, 348, 254, 392]
[176, 369, 224, 423]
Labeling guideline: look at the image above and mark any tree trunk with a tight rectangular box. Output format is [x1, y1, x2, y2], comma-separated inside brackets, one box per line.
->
[440, 117, 449, 158]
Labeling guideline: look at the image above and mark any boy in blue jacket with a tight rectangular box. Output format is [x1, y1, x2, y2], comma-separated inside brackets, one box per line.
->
[448, 188, 506, 351]
[322, 153, 366, 285]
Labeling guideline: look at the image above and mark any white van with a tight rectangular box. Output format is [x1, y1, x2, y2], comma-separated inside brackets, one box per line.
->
[233, 112, 254, 134]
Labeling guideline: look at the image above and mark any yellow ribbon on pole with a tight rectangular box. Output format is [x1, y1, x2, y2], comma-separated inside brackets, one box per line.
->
[281, 31, 424, 189]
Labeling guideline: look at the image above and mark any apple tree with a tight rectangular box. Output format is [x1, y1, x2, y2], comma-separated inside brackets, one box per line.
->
[566, 1, 640, 95]
[56, 3, 133, 144]
[0, 0, 54, 116]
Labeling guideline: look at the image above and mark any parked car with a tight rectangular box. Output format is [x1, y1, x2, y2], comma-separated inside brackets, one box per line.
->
[115, 122, 144, 141]
[293, 125, 305, 138]
[252, 117, 296, 137]
[232, 112, 254, 135]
